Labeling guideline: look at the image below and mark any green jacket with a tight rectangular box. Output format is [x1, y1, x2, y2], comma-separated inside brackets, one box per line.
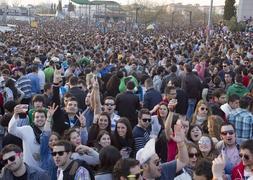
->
[227, 83, 249, 97]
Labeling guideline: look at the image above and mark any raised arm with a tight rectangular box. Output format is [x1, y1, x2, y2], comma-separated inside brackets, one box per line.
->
[93, 78, 102, 115]
[164, 111, 173, 140]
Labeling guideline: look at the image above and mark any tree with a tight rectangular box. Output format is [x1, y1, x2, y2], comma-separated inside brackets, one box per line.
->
[57, 0, 62, 12]
[223, 0, 236, 20]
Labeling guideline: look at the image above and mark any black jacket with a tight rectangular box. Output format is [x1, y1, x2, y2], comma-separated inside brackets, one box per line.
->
[143, 88, 162, 110]
[181, 72, 202, 100]
[115, 91, 140, 127]
[52, 86, 80, 135]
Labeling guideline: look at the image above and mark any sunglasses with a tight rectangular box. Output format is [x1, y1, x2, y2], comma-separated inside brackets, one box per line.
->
[105, 103, 115, 106]
[127, 170, 143, 180]
[223, 65, 227, 67]
[1, 154, 19, 165]
[142, 118, 151, 123]
[51, 151, 67, 157]
[200, 107, 208, 111]
[239, 153, 250, 161]
[221, 131, 234, 136]
[189, 153, 199, 158]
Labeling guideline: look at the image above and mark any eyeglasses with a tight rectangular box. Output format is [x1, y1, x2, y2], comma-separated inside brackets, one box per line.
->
[104, 103, 115, 106]
[239, 153, 250, 161]
[1, 153, 20, 165]
[221, 131, 234, 136]
[189, 153, 199, 158]
[142, 118, 151, 123]
[51, 151, 67, 157]
[200, 107, 208, 111]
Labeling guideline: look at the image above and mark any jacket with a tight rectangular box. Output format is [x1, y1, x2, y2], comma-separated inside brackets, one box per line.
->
[143, 88, 162, 110]
[181, 72, 202, 100]
[227, 83, 249, 97]
[68, 86, 87, 110]
[52, 86, 80, 135]
[1, 164, 49, 180]
[231, 161, 244, 180]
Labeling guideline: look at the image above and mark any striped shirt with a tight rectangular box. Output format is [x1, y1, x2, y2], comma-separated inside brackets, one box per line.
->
[16, 75, 32, 99]
[133, 126, 150, 153]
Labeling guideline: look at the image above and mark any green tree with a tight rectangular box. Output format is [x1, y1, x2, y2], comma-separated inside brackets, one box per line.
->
[57, 0, 62, 12]
[223, 0, 236, 20]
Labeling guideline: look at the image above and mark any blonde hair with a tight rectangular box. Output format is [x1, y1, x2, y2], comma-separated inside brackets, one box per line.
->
[207, 115, 223, 140]
[191, 100, 211, 124]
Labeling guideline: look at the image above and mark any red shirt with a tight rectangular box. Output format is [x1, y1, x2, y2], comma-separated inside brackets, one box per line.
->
[242, 75, 250, 87]
[167, 139, 177, 162]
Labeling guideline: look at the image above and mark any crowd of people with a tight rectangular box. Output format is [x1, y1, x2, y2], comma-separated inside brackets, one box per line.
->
[0, 19, 252, 180]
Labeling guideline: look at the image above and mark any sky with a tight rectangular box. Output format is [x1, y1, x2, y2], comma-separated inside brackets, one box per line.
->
[4, 0, 240, 6]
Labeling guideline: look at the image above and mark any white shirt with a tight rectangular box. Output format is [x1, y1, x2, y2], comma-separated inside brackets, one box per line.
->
[220, 103, 233, 118]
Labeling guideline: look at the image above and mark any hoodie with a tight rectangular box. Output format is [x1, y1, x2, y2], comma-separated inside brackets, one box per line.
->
[227, 83, 249, 97]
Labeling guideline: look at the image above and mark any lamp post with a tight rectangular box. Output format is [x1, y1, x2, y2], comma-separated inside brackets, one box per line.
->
[135, 7, 140, 24]
[206, 0, 213, 44]
[171, 11, 175, 27]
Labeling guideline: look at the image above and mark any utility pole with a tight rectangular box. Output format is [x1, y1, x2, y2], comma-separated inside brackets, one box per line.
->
[171, 11, 175, 27]
[206, 0, 213, 44]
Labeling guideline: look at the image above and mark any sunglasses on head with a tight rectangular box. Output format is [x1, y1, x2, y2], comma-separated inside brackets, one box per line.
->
[51, 151, 68, 157]
[189, 153, 199, 158]
[1, 153, 20, 166]
[221, 131, 234, 136]
[239, 153, 250, 160]
[142, 118, 151, 123]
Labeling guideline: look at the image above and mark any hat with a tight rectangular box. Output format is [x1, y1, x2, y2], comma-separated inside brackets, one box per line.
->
[51, 56, 60, 62]
[33, 57, 41, 64]
[136, 138, 156, 165]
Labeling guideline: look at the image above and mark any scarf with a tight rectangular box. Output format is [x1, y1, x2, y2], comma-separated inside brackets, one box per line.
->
[32, 125, 42, 144]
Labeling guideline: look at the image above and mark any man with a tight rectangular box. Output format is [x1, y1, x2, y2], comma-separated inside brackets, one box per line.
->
[16, 67, 32, 104]
[132, 108, 151, 153]
[227, 74, 249, 97]
[216, 122, 240, 176]
[28, 94, 47, 125]
[0, 144, 49, 179]
[52, 140, 94, 179]
[224, 72, 233, 90]
[143, 78, 162, 111]
[160, 64, 178, 93]
[232, 139, 253, 179]
[113, 158, 142, 180]
[193, 159, 213, 180]
[116, 81, 141, 127]
[43, 83, 53, 107]
[170, 77, 188, 115]
[209, 88, 226, 120]
[68, 76, 87, 110]
[181, 63, 202, 119]
[44, 60, 55, 83]
[228, 96, 253, 145]
[218, 61, 235, 82]
[136, 125, 189, 180]
[103, 96, 120, 131]
[8, 104, 57, 168]
[220, 94, 240, 118]
[27, 65, 40, 95]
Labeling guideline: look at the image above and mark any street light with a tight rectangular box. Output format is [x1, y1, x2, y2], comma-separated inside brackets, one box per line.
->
[206, 0, 213, 44]
[171, 11, 175, 27]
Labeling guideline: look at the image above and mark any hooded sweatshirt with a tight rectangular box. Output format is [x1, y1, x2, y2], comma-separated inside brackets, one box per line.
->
[227, 83, 249, 97]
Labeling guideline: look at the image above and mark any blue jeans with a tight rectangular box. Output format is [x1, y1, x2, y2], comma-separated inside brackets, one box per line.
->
[186, 99, 196, 120]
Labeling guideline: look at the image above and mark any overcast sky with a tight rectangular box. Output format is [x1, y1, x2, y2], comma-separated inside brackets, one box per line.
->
[5, 0, 240, 6]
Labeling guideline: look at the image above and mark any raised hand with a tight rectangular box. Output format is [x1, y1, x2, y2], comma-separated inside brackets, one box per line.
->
[75, 144, 90, 154]
[14, 104, 29, 118]
[47, 103, 58, 119]
[76, 111, 86, 127]
[170, 124, 185, 143]
[212, 155, 225, 179]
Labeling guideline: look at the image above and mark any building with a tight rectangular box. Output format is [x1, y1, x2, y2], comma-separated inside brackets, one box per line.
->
[237, 0, 253, 21]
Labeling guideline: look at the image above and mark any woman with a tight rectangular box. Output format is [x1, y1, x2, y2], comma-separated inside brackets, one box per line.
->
[191, 100, 211, 129]
[207, 115, 223, 144]
[198, 134, 219, 161]
[155, 112, 181, 162]
[4, 79, 24, 103]
[157, 102, 169, 129]
[187, 125, 203, 145]
[175, 144, 200, 179]
[112, 117, 134, 158]
[88, 112, 111, 146]
[94, 130, 112, 152]
[64, 128, 99, 165]
[95, 145, 121, 180]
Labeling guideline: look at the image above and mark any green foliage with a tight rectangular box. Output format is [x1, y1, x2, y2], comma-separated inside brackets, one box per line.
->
[57, 0, 62, 12]
[224, 0, 236, 20]
[226, 16, 246, 32]
[68, 2, 75, 12]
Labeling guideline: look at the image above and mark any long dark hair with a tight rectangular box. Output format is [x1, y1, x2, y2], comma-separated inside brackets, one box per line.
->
[114, 117, 133, 140]
[5, 79, 19, 100]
